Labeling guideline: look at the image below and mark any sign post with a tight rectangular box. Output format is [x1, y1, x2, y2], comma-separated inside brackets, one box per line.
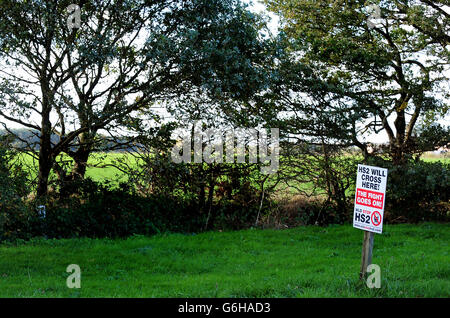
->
[353, 164, 388, 279]
[360, 231, 374, 279]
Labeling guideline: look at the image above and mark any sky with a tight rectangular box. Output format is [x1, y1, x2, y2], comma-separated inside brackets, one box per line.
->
[244, 0, 279, 32]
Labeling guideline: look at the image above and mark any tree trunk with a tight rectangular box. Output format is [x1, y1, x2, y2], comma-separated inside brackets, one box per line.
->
[37, 158, 52, 197]
[392, 108, 407, 165]
[391, 146, 405, 165]
[57, 130, 94, 197]
[70, 148, 91, 182]
[57, 149, 91, 198]
[36, 97, 53, 198]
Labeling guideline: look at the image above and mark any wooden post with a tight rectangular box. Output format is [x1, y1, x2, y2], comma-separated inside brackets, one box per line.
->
[359, 230, 374, 280]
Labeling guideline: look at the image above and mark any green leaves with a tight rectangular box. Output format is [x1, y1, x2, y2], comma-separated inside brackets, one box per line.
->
[264, 0, 449, 163]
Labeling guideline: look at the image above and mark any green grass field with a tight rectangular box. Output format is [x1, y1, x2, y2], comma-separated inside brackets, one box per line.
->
[16, 152, 135, 184]
[13, 150, 449, 196]
[15, 151, 448, 190]
[0, 223, 448, 297]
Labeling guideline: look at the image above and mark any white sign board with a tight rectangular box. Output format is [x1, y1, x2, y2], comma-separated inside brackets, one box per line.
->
[353, 164, 388, 234]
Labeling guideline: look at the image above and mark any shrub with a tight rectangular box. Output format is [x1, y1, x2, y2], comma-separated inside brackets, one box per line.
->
[385, 160, 449, 222]
[277, 148, 360, 225]
[40, 181, 204, 239]
[0, 140, 34, 241]
[364, 157, 449, 222]
[40, 177, 268, 238]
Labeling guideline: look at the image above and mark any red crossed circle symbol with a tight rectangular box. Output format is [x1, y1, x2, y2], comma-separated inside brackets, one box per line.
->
[371, 211, 382, 226]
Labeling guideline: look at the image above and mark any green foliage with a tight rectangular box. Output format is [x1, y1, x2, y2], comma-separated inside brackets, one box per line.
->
[277, 151, 449, 226]
[0, 0, 270, 196]
[126, 155, 269, 231]
[0, 174, 267, 241]
[310, 154, 360, 224]
[387, 161, 449, 222]
[275, 145, 361, 225]
[413, 123, 450, 155]
[263, 0, 449, 163]
[113, 126, 273, 231]
[2, 146, 448, 242]
[0, 139, 33, 241]
[363, 156, 449, 222]
[41, 182, 203, 239]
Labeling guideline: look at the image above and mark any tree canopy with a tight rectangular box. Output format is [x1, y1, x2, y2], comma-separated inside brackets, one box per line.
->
[0, 0, 269, 196]
[264, 0, 449, 163]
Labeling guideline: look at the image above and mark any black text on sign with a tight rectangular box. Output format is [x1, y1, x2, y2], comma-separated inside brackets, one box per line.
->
[353, 164, 388, 234]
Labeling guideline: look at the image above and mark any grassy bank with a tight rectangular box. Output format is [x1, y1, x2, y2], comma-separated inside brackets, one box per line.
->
[0, 223, 448, 297]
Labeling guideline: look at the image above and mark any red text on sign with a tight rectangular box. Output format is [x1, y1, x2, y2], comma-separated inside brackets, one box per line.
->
[355, 188, 384, 209]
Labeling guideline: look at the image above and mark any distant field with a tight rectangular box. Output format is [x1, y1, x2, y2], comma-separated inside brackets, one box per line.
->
[422, 157, 450, 163]
[16, 152, 136, 184]
[0, 223, 448, 297]
[13, 151, 449, 192]
[421, 151, 450, 162]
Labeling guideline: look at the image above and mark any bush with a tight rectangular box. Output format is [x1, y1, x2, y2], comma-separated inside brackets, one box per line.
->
[385, 160, 449, 222]
[1, 172, 270, 241]
[0, 141, 34, 241]
[40, 178, 268, 238]
[39, 181, 204, 239]
[276, 144, 362, 225]
[3, 144, 447, 241]
[117, 149, 272, 230]
[363, 157, 449, 222]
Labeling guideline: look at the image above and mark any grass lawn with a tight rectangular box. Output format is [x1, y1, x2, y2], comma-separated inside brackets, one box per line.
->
[0, 223, 448, 298]
[16, 152, 135, 184]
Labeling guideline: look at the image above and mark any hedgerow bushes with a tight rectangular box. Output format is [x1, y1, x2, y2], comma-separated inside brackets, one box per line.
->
[0, 183, 265, 241]
[0, 144, 448, 242]
[275, 157, 450, 226]
[352, 157, 449, 223]
[0, 140, 33, 241]
[40, 182, 203, 238]
[1, 176, 266, 241]
[384, 160, 449, 222]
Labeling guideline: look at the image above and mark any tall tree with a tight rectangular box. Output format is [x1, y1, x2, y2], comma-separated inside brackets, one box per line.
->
[0, 0, 267, 196]
[265, 0, 449, 164]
